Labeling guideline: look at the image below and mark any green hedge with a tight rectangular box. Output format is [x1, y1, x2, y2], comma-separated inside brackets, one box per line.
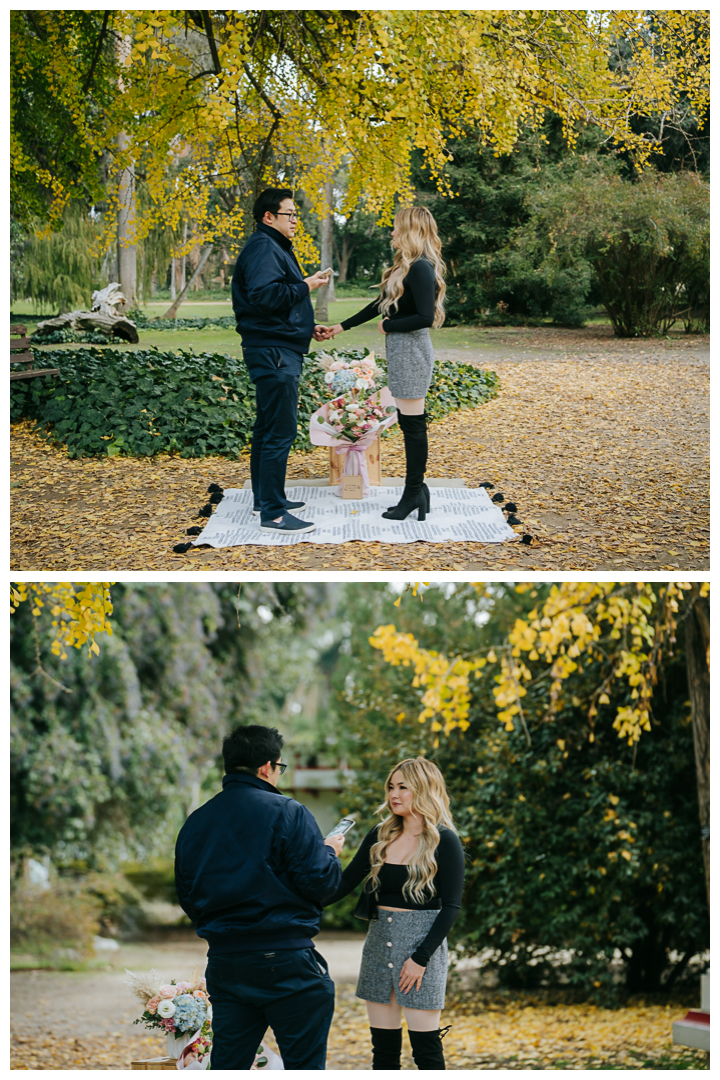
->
[130, 312, 237, 331]
[30, 314, 237, 345]
[11, 346, 499, 459]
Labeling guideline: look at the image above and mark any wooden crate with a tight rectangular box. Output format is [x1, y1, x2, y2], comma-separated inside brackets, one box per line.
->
[131, 1056, 178, 1069]
[329, 437, 381, 485]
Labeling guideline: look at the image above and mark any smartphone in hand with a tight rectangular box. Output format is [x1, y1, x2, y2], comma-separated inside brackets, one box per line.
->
[325, 817, 355, 839]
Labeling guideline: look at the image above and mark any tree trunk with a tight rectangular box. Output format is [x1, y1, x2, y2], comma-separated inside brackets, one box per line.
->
[314, 179, 335, 322]
[115, 37, 136, 308]
[116, 130, 137, 308]
[162, 245, 213, 318]
[170, 257, 177, 300]
[334, 232, 356, 284]
[180, 222, 188, 293]
[684, 585, 710, 906]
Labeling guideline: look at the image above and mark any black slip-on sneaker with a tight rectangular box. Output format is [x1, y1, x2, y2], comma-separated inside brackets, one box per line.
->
[259, 512, 316, 534]
[252, 499, 307, 516]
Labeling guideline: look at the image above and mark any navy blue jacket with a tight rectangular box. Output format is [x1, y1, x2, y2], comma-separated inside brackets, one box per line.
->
[232, 223, 315, 353]
[175, 773, 342, 955]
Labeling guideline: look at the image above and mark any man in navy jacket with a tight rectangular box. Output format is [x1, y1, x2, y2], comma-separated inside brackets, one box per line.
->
[175, 724, 345, 1070]
[232, 188, 330, 534]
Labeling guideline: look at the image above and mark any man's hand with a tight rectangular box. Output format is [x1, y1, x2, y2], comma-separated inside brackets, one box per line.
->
[324, 833, 345, 856]
[313, 324, 332, 341]
[305, 270, 331, 292]
[398, 957, 426, 994]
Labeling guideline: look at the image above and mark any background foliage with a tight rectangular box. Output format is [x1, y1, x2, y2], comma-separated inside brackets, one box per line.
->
[418, 118, 709, 334]
[327, 584, 708, 1002]
[10, 347, 499, 459]
[11, 582, 708, 1001]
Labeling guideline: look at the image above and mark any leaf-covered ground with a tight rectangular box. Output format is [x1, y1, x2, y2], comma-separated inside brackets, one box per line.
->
[10, 326, 708, 571]
[10, 985, 706, 1070]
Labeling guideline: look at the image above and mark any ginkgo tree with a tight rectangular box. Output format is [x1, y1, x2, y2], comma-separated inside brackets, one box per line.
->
[10, 582, 114, 660]
[371, 582, 709, 904]
[12, 9, 710, 290]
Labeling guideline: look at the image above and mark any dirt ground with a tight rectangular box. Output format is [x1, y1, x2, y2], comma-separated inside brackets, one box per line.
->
[10, 325, 709, 572]
[10, 936, 706, 1070]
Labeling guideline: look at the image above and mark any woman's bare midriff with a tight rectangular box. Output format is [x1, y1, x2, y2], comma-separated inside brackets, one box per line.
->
[377, 905, 414, 912]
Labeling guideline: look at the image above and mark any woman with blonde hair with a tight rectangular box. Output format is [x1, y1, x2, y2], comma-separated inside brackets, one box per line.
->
[321, 207, 446, 521]
[325, 758, 464, 1070]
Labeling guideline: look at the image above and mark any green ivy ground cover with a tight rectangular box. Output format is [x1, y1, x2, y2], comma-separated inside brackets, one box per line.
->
[10, 346, 499, 459]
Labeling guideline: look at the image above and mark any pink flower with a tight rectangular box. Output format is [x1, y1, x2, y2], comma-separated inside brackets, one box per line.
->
[175, 982, 190, 993]
[160, 1019, 176, 1033]
[158, 984, 176, 999]
[197, 979, 207, 991]
[146, 998, 160, 1014]
[192, 990, 207, 1001]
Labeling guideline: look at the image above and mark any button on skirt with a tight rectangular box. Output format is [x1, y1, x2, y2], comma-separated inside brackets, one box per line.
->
[355, 908, 448, 1010]
[385, 328, 435, 399]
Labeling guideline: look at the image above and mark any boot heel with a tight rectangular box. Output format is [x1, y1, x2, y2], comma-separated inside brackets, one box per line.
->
[418, 505, 426, 522]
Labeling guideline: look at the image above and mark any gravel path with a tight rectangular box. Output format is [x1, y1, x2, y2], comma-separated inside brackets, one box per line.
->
[10, 326, 708, 571]
[11, 934, 364, 1040]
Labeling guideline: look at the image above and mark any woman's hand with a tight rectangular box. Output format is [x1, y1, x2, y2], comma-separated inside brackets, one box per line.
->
[377, 318, 387, 335]
[399, 957, 426, 994]
[318, 323, 343, 340]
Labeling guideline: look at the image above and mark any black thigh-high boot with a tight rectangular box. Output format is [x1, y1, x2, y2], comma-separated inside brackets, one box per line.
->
[369, 1027, 402, 1070]
[408, 1028, 446, 1070]
[382, 411, 430, 520]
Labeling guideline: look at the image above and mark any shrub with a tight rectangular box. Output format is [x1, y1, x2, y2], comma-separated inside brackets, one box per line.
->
[10, 878, 102, 963]
[11, 346, 499, 459]
[515, 167, 709, 336]
[128, 311, 238, 332]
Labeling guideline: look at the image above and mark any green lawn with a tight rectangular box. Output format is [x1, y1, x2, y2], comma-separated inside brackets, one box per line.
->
[15, 296, 556, 357]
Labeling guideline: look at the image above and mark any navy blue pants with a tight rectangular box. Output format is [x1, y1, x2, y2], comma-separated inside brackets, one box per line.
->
[243, 347, 304, 522]
[205, 947, 335, 1070]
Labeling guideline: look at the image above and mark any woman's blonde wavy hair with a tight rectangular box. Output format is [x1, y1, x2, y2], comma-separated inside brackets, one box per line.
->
[368, 757, 456, 904]
[378, 207, 447, 328]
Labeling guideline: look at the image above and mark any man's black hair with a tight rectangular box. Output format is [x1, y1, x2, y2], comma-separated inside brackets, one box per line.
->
[222, 724, 284, 774]
[253, 187, 294, 223]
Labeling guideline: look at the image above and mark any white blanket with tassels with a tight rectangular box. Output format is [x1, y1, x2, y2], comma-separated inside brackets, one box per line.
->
[190, 485, 518, 547]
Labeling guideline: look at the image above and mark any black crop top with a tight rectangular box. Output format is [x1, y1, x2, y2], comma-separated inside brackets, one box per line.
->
[325, 824, 464, 967]
[340, 258, 437, 335]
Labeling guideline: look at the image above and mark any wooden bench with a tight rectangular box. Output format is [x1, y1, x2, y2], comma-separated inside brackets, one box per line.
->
[10, 323, 60, 381]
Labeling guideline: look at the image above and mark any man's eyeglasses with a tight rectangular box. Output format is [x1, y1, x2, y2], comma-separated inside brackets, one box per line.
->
[272, 762, 288, 774]
[275, 212, 298, 221]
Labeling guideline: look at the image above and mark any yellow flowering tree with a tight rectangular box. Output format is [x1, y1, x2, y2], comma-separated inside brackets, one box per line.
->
[372, 582, 709, 902]
[12, 9, 710, 252]
[10, 582, 114, 661]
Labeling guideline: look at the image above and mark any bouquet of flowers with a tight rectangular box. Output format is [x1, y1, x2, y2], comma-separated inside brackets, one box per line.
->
[314, 349, 384, 396]
[126, 967, 212, 1066]
[315, 395, 392, 443]
[310, 349, 397, 496]
[127, 968, 211, 1038]
[178, 1020, 213, 1070]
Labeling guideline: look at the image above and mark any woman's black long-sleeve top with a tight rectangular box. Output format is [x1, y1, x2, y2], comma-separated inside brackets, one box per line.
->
[325, 824, 464, 967]
[340, 258, 436, 334]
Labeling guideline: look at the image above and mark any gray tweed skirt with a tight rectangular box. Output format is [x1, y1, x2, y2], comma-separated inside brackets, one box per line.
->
[356, 908, 448, 1010]
[385, 328, 435, 399]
